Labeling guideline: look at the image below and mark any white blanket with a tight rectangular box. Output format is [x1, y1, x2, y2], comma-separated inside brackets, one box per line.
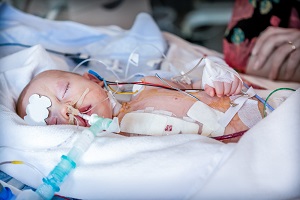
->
[0, 3, 300, 200]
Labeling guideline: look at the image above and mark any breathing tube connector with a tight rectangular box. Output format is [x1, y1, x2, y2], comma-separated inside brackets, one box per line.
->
[34, 115, 120, 200]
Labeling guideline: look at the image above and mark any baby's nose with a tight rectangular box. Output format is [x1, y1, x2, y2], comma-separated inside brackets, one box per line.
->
[60, 105, 70, 120]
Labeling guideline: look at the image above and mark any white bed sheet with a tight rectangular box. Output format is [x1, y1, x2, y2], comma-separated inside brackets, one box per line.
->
[0, 3, 300, 200]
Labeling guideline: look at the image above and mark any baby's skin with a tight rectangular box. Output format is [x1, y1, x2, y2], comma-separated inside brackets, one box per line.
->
[117, 77, 264, 142]
[17, 70, 260, 143]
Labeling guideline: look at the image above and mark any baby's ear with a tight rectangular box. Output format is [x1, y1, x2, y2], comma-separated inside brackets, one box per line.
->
[83, 73, 104, 87]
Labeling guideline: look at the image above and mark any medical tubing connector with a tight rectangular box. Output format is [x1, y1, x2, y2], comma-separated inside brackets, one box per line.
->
[35, 115, 115, 200]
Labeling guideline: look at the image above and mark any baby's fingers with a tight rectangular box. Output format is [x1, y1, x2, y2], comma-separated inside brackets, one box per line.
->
[204, 85, 216, 97]
[229, 77, 239, 95]
[213, 81, 224, 97]
[234, 80, 243, 95]
[223, 82, 232, 96]
[204, 78, 242, 97]
[229, 76, 242, 95]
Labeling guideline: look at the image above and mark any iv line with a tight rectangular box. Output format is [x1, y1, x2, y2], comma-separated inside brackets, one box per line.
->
[155, 73, 201, 102]
[72, 58, 121, 81]
[124, 43, 168, 79]
[0, 160, 46, 179]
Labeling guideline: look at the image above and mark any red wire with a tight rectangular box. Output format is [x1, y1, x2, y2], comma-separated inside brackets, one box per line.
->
[108, 81, 203, 91]
[211, 130, 247, 141]
[109, 79, 243, 141]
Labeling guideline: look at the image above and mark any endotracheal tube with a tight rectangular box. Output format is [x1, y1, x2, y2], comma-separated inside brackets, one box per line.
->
[33, 114, 120, 200]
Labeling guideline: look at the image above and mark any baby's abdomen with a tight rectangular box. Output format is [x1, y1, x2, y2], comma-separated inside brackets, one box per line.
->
[123, 88, 264, 142]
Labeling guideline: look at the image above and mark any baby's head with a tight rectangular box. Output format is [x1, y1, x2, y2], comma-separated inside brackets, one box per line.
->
[17, 70, 113, 126]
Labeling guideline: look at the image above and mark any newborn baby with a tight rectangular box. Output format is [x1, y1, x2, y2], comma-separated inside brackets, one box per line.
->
[17, 61, 263, 142]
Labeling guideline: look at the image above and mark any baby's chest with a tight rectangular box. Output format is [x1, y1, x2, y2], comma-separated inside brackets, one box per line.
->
[120, 89, 198, 118]
[118, 87, 230, 121]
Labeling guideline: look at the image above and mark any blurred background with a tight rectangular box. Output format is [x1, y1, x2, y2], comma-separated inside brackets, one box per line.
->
[4, 0, 234, 53]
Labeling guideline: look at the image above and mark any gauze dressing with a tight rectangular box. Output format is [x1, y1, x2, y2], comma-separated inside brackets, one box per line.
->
[202, 57, 241, 89]
[24, 94, 51, 126]
[187, 101, 225, 137]
[120, 112, 199, 136]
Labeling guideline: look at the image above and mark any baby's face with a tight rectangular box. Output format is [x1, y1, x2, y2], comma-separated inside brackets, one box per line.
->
[18, 70, 112, 126]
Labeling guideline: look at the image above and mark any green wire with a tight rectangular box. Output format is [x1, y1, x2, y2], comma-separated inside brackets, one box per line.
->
[263, 87, 296, 117]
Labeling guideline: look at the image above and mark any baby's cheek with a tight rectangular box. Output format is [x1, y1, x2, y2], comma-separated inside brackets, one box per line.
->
[97, 101, 113, 118]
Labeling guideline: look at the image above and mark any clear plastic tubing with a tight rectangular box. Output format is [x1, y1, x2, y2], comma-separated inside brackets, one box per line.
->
[35, 115, 113, 200]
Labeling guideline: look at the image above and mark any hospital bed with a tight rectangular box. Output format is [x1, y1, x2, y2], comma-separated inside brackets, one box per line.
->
[0, 3, 299, 199]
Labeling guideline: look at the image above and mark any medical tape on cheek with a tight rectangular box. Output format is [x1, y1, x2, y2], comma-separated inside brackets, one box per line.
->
[218, 87, 256, 128]
[120, 112, 199, 136]
[66, 105, 81, 124]
[75, 88, 90, 107]
[65, 88, 90, 125]
[187, 101, 225, 137]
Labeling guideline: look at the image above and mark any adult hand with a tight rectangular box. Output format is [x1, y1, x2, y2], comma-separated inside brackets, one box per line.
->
[204, 76, 242, 97]
[246, 27, 300, 80]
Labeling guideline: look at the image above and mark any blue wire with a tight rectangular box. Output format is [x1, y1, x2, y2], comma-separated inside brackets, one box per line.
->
[88, 69, 104, 81]
[243, 83, 274, 111]
[88, 69, 109, 89]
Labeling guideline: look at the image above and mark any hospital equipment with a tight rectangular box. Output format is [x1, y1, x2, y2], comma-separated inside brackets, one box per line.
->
[0, 3, 299, 199]
[0, 182, 15, 199]
[1, 114, 120, 200]
[34, 114, 119, 200]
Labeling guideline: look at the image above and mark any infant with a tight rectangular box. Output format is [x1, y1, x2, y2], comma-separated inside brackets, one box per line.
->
[17, 63, 264, 142]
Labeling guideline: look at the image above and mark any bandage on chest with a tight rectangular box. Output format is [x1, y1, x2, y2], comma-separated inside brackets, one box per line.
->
[237, 99, 262, 128]
[218, 87, 256, 128]
[120, 112, 199, 136]
[187, 101, 225, 137]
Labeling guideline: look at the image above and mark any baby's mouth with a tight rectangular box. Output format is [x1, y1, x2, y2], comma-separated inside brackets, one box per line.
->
[74, 115, 89, 127]
[76, 105, 93, 127]
[67, 104, 92, 127]
[79, 105, 92, 116]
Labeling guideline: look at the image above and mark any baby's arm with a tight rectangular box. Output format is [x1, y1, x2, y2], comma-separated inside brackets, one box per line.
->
[192, 57, 243, 97]
[192, 77, 242, 97]
[142, 56, 243, 97]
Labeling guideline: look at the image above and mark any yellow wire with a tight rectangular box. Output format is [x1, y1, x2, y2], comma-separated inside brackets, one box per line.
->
[11, 160, 24, 164]
[0, 160, 46, 178]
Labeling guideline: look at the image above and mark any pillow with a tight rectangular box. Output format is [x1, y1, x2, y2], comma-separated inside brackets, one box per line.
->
[0, 45, 69, 110]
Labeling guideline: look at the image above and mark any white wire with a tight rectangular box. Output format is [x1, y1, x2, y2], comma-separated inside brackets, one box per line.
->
[155, 73, 201, 102]
[0, 131, 76, 152]
[124, 44, 168, 79]
[0, 160, 46, 178]
[171, 57, 204, 82]
[72, 58, 121, 81]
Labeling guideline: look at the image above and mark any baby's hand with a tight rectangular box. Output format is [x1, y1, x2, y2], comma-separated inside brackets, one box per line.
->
[204, 76, 242, 97]
[201, 57, 243, 97]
